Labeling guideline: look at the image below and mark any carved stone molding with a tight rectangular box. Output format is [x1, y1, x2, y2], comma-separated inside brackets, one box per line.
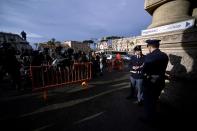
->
[136, 28, 197, 45]
[145, 0, 170, 14]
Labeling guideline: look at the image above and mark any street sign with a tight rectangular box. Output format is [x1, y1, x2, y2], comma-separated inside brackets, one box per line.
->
[141, 19, 195, 36]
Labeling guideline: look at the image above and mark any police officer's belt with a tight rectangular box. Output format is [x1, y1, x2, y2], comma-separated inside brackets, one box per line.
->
[130, 71, 142, 74]
[146, 75, 160, 79]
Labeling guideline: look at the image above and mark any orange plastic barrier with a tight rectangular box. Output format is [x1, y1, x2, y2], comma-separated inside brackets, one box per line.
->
[112, 59, 124, 71]
[29, 62, 92, 100]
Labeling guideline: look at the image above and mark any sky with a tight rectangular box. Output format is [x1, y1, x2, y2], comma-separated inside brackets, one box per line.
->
[0, 0, 151, 44]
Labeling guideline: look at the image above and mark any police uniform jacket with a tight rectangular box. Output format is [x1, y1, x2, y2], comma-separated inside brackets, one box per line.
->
[143, 49, 168, 78]
[129, 54, 145, 79]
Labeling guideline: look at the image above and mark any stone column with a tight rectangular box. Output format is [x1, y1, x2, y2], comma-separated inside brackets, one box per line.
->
[145, 0, 193, 28]
[193, 8, 197, 26]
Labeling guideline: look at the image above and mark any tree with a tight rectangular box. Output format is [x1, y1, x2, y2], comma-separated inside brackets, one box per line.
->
[83, 40, 94, 43]
[55, 41, 61, 46]
[38, 42, 46, 50]
[47, 38, 56, 48]
[51, 38, 55, 43]
[100, 39, 107, 42]
[105, 36, 124, 40]
[34, 43, 38, 50]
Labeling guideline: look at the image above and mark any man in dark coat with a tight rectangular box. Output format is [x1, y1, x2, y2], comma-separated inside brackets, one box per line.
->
[142, 39, 169, 123]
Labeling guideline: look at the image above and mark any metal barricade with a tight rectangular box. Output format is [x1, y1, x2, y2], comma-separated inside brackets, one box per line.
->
[29, 62, 92, 100]
[112, 59, 124, 71]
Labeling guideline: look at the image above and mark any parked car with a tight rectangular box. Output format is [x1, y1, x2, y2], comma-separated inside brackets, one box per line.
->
[106, 54, 113, 60]
[122, 54, 131, 61]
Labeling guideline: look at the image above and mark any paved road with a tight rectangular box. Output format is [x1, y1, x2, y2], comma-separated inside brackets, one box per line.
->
[0, 69, 194, 131]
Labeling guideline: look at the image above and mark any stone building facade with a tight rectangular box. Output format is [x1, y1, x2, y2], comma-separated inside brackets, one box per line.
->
[145, 0, 197, 28]
[96, 37, 136, 53]
[96, 41, 110, 50]
[136, 29, 197, 76]
[63, 40, 91, 54]
[112, 37, 135, 52]
[142, 0, 197, 77]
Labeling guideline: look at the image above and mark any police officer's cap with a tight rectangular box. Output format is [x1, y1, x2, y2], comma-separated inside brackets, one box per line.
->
[146, 39, 161, 47]
[133, 45, 141, 51]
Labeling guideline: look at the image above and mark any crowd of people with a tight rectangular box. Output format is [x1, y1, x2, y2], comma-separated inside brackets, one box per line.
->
[0, 42, 109, 91]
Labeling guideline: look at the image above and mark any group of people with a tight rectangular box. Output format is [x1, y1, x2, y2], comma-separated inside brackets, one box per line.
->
[90, 52, 108, 77]
[127, 39, 169, 123]
[0, 42, 109, 90]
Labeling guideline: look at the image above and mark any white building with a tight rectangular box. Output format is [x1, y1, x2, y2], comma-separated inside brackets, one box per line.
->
[63, 40, 91, 53]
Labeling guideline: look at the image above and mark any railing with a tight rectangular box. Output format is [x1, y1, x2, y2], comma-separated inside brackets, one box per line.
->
[29, 62, 92, 100]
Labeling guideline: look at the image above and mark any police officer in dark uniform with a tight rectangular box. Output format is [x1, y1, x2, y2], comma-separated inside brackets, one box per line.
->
[127, 45, 145, 105]
[142, 39, 169, 123]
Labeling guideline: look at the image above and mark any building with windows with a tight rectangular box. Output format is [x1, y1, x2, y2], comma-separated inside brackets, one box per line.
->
[96, 37, 136, 53]
[112, 37, 135, 52]
[63, 40, 91, 53]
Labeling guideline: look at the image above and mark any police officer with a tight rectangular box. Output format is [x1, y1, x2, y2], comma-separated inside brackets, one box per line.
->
[127, 45, 145, 105]
[142, 39, 169, 123]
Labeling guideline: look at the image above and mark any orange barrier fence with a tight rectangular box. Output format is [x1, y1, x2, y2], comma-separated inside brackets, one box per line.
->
[29, 62, 92, 93]
[112, 59, 124, 71]
[106, 59, 124, 72]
